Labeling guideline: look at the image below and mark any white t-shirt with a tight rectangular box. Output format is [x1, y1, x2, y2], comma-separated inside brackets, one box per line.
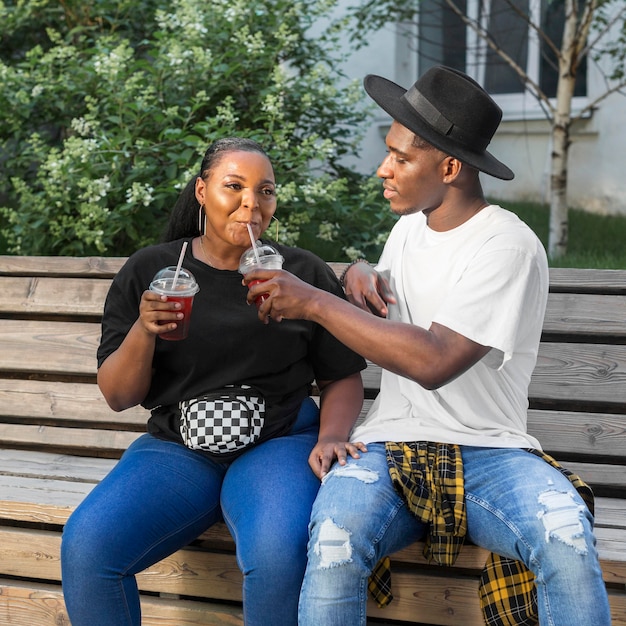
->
[351, 205, 549, 449]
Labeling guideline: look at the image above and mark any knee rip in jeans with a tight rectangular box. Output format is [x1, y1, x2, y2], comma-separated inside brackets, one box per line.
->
[314, 518, 353, 568]
[321, 464, 379, 485]
[536, 488, 588, 555]
[314, 466, 379, 568]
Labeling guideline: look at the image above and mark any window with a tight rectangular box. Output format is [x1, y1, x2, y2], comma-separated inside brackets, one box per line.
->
[415, 0, 587, 115]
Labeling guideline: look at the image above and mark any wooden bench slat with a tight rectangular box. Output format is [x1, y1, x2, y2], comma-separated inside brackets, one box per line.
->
[543, 293, 626, 337]
[0, 449, 116, 482]
[360, 344, 626, 406]
[557, 462, 626, 492]
[4, 576, 622, 626]
[0, 529, 488, 626]
[0, 255, 126, 278]
[594, 498, 626, 529]
[531, 342, 626, 405]
[0, 319, 100, 377]
[4, 328, 626, 408]
[328, 264, 626, 296]
[527, 409, 626, 460]
[0, 276, 111, 317]
[0, 378, 147, 426]
[595, 527, 626, 584]
[0, 424, 140, 455]
[366, 571, 484, 625]
[548, 267, 626, 295]
[0, 492, 78, 528]
[0, 527, 243, 600]
[0, 580, 245, 626]
[2, 466, 623, 582]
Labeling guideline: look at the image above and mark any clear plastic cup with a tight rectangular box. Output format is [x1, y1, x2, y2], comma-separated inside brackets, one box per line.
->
[239, 243, 284, 308]
[149, 266, 199, 340]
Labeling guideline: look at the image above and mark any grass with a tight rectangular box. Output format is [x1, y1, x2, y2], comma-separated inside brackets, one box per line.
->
[499, 200, 626, 269]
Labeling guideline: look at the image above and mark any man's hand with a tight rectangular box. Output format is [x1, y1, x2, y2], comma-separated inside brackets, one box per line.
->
[343, 263, 396, 317]
[243, 269, 320, 324]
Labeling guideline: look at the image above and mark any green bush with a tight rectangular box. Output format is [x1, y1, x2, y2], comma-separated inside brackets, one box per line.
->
[0, 0, 396, 260]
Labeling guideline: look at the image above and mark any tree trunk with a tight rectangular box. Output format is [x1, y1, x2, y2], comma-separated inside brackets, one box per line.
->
[548, 116, 571, 259]
[548, 0, 579, 259]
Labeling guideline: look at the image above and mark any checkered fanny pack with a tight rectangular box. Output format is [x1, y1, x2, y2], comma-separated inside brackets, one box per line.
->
[179, 385, 265, 456]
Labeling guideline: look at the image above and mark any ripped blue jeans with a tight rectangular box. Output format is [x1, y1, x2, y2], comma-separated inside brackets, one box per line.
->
[298, 444, 610, 626]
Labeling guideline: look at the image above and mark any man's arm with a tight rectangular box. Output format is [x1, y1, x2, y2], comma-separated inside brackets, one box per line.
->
[245, 269, 489, 390]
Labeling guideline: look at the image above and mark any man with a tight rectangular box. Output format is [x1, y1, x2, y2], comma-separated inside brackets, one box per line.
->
[244, 66, 610, 625]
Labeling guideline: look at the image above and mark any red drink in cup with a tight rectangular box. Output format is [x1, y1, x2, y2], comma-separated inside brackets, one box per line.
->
[149, 266, 199, 340]
[239, 243, 284, 308]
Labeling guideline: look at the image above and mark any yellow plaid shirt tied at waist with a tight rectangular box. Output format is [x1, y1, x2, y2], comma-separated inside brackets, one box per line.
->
[367, 442, 594, 626]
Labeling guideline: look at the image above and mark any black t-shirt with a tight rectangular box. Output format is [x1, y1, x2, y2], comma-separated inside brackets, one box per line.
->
[98, 237, 366, 451]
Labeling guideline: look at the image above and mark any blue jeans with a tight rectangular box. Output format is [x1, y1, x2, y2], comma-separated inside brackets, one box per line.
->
[298, 443, 610, 626]
[61, 397, 320, 626]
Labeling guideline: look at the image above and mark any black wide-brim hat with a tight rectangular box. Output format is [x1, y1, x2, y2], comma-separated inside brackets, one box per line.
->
[364, 66, 514, 180]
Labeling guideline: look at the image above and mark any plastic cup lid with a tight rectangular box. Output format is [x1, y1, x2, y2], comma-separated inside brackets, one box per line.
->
[150, 266, 199, 295]
[238, 243, 284, 274]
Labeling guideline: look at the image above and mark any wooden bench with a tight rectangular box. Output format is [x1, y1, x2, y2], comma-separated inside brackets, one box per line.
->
[0, 254, 625, 626]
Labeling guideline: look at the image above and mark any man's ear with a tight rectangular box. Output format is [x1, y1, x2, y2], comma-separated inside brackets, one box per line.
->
[442, 156, 463, 182]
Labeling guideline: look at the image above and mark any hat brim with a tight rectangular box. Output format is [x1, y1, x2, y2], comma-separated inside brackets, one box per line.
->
[364, 75, 514, 181]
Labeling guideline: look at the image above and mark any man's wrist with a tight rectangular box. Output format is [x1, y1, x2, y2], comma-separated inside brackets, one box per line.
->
[339, 258, 369, 287]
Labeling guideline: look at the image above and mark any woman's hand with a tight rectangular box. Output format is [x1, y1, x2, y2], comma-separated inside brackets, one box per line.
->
[139, 290, 184, 337]
[308, 438, 368, 480]
[98, 291, 178, 411]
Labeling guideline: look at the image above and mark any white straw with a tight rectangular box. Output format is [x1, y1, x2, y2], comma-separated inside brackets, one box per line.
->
[246, 223, 261, 265]
[172, 240, 188, 289]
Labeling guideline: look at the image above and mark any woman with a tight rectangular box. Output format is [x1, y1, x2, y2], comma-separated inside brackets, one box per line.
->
[61, 137, 367, 625]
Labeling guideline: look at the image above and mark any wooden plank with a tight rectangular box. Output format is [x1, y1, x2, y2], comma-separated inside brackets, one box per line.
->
[0, 276, 111, 317]
[594, 497, 626, 529]
[530, 342, 626, 405]
[0, 525, 623, 624]
[543, 293, 626, 337]
[2, 258, 624, 296]
[527, 409, 626, 460]
[0, 378, 148, 425]
[371, 572, 626, 626]
[596, 526, 626, 584]
[548, 267, 626, 295]
[0, 423, 140, 454]
[361, 360, 382, 393]
[366, 570, 484, 625]
[0, 528, 485, 626]
[0, 580, 245, 626]
[558, 461, 626, 491]
[0, 449, 116, 482]
[0, 527, 243, 600]
[0, 319, 100, 376]
[0, 492, 80, 526]
[328, 264, 626, 296]
[390, 541, 489, 570]
[364, 344, 626, 407]
[0, 255, 127, 278]
[1, 579, 623, 626]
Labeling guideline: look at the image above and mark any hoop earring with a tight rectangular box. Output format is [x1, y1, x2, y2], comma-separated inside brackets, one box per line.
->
[198, 206, 206, 235]
[272, 215, 279, 241]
